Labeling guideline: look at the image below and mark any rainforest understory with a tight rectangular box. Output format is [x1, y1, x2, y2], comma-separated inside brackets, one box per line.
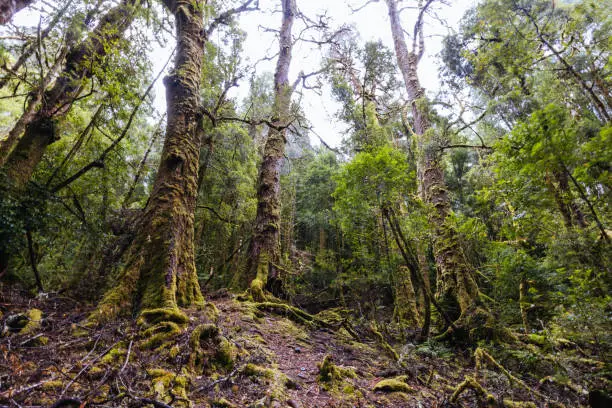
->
[0, 0, 610, 407]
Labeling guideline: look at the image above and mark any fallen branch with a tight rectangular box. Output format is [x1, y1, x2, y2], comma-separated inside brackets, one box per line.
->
[138, 398, 175, 408]
[0, 379, 51, 399]
[61, 341, 119, 396]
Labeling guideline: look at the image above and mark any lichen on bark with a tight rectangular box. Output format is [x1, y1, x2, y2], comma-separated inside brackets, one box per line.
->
[91, 0, 206, 324]
[242, 0, 296, 298]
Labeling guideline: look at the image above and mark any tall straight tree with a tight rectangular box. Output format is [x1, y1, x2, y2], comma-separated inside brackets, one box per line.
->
[384, 0, 480, 324]
[93, 0, 206, 322]
[0, 0, 139, 186]
[244, 0, 296, 299]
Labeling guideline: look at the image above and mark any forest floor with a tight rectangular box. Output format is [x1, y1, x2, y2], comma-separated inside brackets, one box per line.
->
[0, 288, 608, 408]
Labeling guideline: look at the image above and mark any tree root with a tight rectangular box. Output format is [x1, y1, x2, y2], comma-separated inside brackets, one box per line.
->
[451, 375, 537, 407]
[252, 302, 330, 328]
[434, 305, 516, 344]
[474, 347, 567, 408]
[369, 322, 399, 361]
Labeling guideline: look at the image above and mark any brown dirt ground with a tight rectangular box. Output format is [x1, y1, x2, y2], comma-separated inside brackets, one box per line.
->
[0, 288, 600, 407]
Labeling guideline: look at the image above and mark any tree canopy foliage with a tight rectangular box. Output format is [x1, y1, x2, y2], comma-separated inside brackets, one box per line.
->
[0, 0, 609, 407]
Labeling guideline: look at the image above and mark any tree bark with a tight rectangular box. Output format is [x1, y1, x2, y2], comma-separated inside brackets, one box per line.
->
[0, 0, 33, 25]
[243, 0, 295, 299]
[385, 0, 480, 322]
[92, 0, 205, 322]
[0, 0, 138, 188]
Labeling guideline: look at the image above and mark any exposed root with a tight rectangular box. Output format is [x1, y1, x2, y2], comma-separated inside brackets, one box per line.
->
[189, 323, 234, 373]
[474, 347, 567, 408]
[435, 305, 516, 344]
[369, 322, 399, 361]
[451, 376, 537, 407]
[252, 302, 328, 328]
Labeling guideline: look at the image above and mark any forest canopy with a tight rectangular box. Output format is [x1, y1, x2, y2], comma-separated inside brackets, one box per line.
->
[0, 0, 609, 407]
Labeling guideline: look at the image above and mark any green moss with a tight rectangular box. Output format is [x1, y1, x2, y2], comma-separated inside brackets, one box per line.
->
[169, 345, 180, 358]
[148, 369, 189, 407]
[525, 333, 552, 349]
[190, 324, 219, 347]
[20, 309, 43, 335]
[502, 400, 537, 408]
[100, 343, 127, 364]
[141, 321, 182, 350]
[249, 277, 266, 302]
[373, 376, 415, 393]
[42, 380, 64, 390]
[215, 337, 234, 368]
[369, 323, 399, 360]
[241, 364, 290, 401]
[212, 398, 238, 408]
[139, 307, 189, 326]
[189, 324, 235, 372]
[317, 354, 357, 391]
[204, 302, 220, 322]
[242, 363, 276, 379]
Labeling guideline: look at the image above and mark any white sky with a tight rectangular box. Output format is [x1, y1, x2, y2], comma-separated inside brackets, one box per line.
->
[9, 0, 480, 147]
[231, 0, 480, 147]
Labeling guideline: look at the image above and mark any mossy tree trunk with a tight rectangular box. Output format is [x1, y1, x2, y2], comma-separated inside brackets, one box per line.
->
[0, 0, 138, 279]
[0, 0, 138, 183]
[0, 0, 33, 25]
[93, 0, 205, 322]
[385, 0, 480, 323]
[244, 0, 296, 299]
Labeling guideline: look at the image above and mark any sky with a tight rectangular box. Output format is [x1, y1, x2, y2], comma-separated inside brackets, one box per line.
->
[232, 0, 480, 147]
[8, 0, 480, 148]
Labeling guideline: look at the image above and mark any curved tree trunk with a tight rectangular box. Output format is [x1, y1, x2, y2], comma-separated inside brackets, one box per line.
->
[0, 0, 138, 185]
[243, 0, 295, 300]
[385, 0, 479, 323]
[92, 0, 205, 322]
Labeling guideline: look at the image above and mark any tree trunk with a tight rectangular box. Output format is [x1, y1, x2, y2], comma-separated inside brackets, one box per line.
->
[92, 0, 205, 322]
[0, 0, 33, 25]
[0, 0, 138, 187]
[243, 0, 295, 300]
[385, 0, 479, 322]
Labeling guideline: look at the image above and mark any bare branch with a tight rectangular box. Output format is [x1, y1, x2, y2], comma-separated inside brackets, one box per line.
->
[348, 0, 380, 13]
[413, 0, 436, 61]
[204, 0, 260, 39]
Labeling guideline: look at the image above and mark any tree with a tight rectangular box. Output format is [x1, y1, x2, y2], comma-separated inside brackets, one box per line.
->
[92, 0, 208, 323]
[383, 0, 482, 328]
[0, 0, 34, 25]
[0, 0, 139, 183]
[0, 0, 139, 277]
[243, 0, 297, 300]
